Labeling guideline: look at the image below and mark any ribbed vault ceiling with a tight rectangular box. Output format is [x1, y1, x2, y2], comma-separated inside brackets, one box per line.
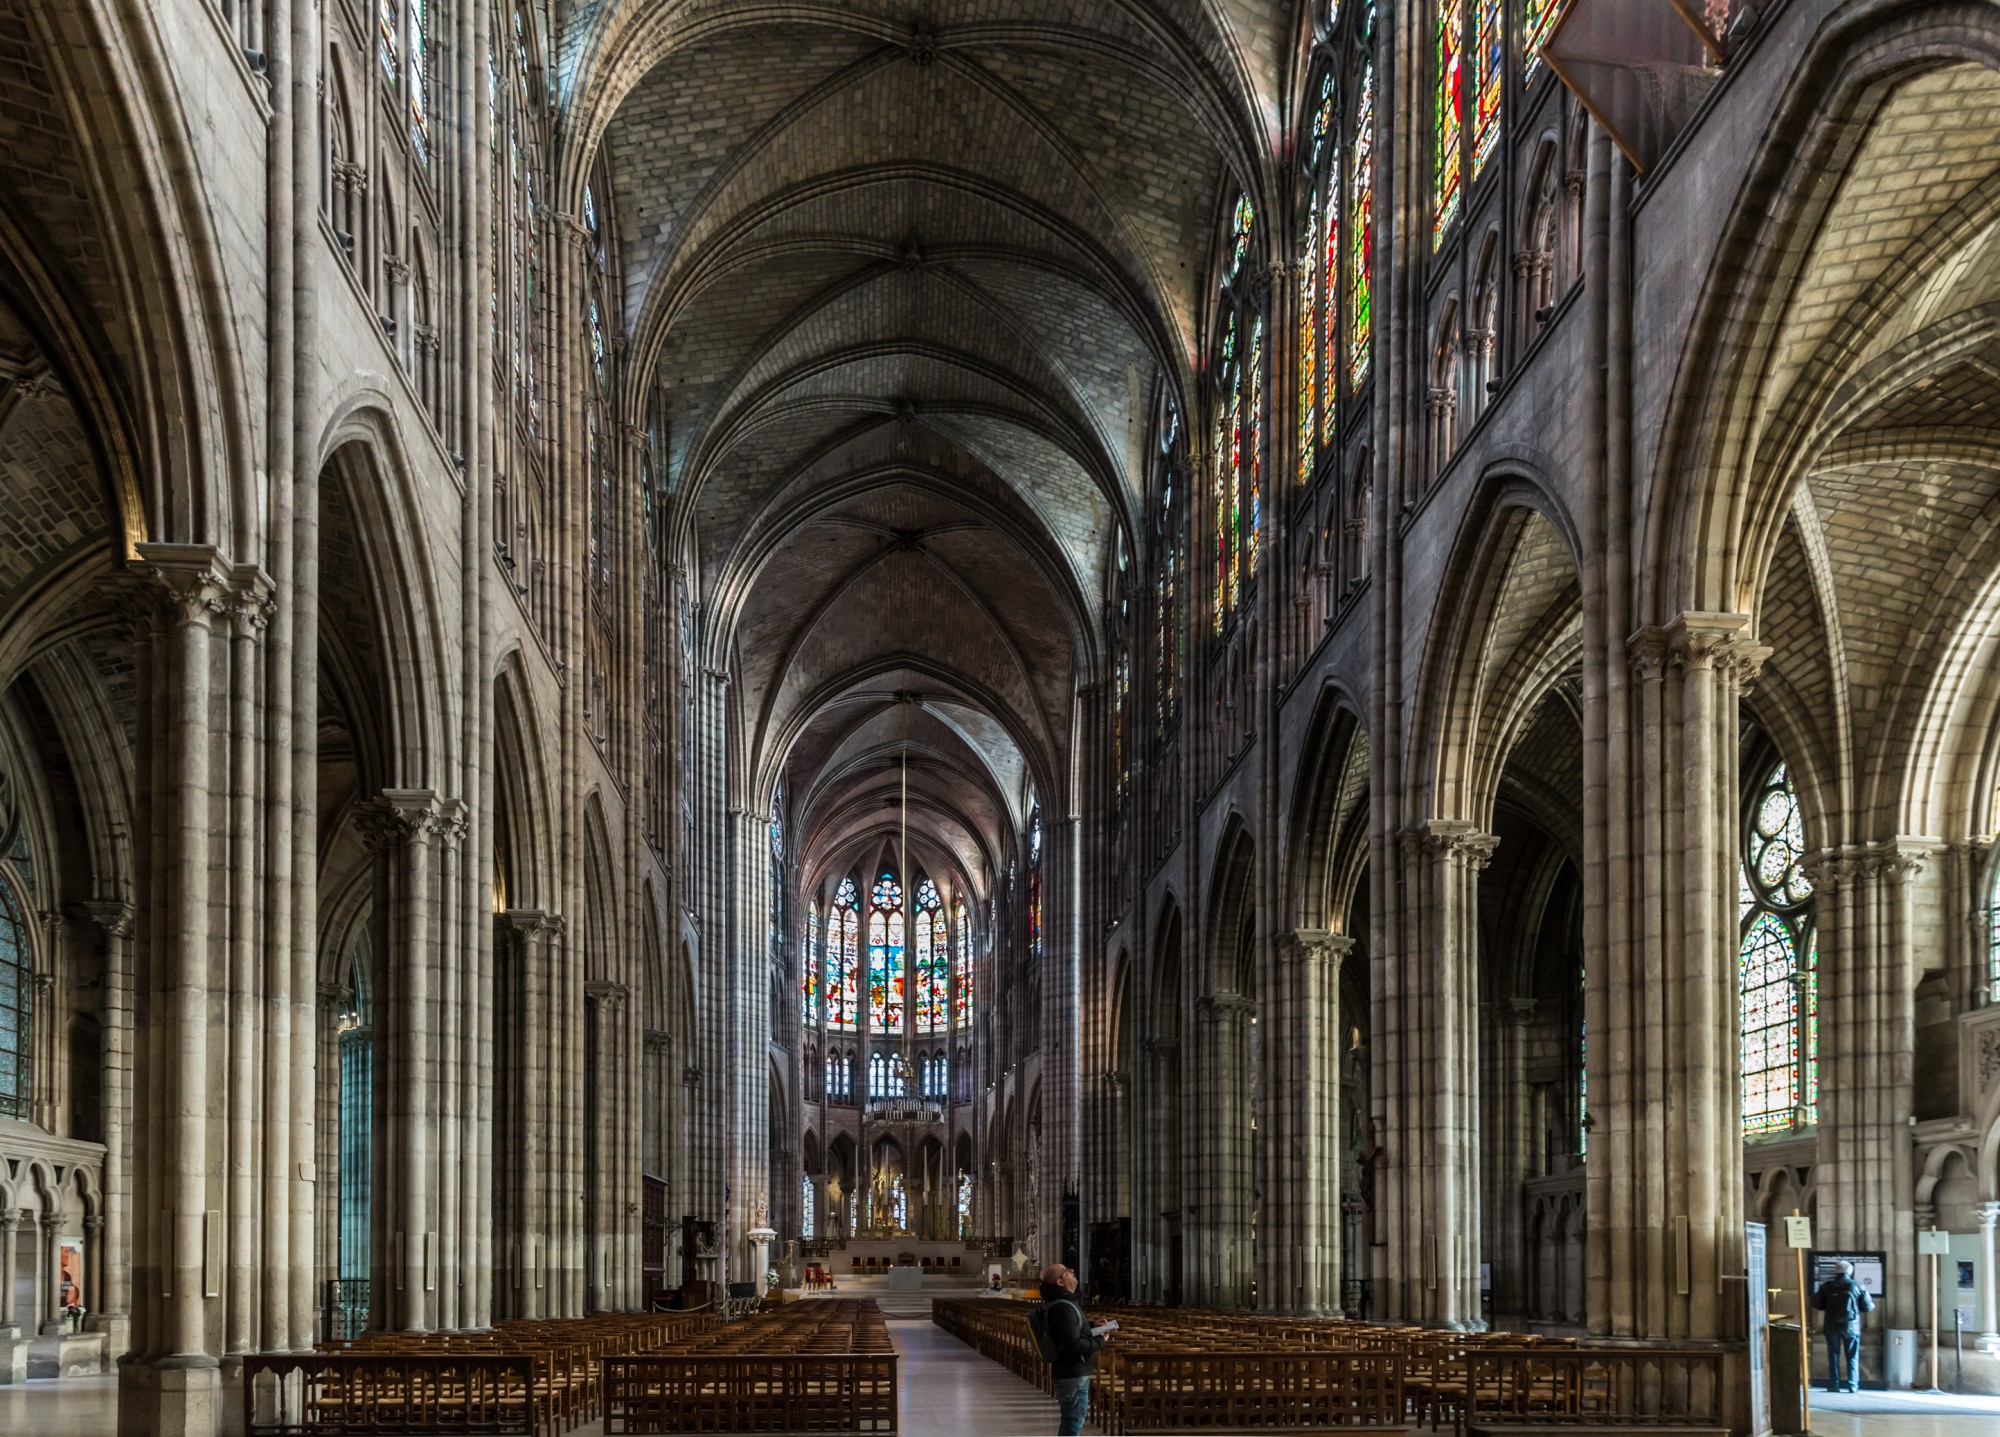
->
[591, 0, 1257, 893]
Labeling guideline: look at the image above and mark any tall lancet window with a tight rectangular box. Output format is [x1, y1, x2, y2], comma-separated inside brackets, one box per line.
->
[802, 900, 820, 1026]
[1739, 761, 1818, 1135]
[1989, 859, 2000, 994]
[914, 877, 948, 1034]
[1027, 806, 1045, 963]
[1211, 196, 1264, 633]
[828, 877, 860, 1032]
[337, 942, 374, 1297]
[953, 897, 973, 1026]
[1349, 24, 1377, 387]
[868, 872, 905, 1034]
[0, 869, 32, 1119]
[409, 0, 431, 169]
[1434, 0, 1465, 247]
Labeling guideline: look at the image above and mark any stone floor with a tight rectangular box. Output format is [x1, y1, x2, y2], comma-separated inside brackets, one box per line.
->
[7, 1336, 1996, 1435]
[1807, 1384, 2000, 1436]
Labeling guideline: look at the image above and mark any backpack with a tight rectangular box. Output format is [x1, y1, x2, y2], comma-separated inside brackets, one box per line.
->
[1026, 1302, 1060, 1363]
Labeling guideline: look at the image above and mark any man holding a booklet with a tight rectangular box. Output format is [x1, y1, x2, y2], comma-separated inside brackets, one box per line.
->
[1031, 1262, 1116, 1435]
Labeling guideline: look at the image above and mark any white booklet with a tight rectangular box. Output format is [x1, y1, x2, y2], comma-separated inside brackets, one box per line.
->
[1091, 1320, 1119, 1337]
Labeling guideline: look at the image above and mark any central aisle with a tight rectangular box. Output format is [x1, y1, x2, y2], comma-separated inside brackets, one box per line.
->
[891, 1317, 1061, 1437]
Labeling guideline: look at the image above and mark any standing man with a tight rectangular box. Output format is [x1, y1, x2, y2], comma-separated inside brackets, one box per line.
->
[1814, 1259, 1875, 1393]
[1038, 1262, 1106, 1435]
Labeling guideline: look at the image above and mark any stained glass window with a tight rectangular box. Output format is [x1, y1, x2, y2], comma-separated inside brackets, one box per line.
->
[953, 898, 973, 1025]
[889, 1172, 908, 1230]
[1989, 861, 2000, 992]
[1473, 0, 1503, 175]
[379, 0, 398, 84]
[0, 873, 33, 1118]
[1739, 761, 1817, 1135]
[803, 900, 821, 1026]
[1322, 115, 1341, 445]
[1228, 196, 1255, 282]
[1027, 807, 1044, 963]
[914, 877, 948, 1034]
[828, 877, 860, 1031]
[957, 1170, 973, 1240]
[1114, 648, 1132, 812]
[408, 0, 431, 168]
[826, 1048, 852, 1101]
[1350, 55, 1376, 386]
[1524, 0, 1559, 83]
[1434, 0, 1465, 248]
[589, 300, 607, 390]
[801, 1175, 815, 1239]
[868, 872, 905, 1033]
[1298, 200, 1318, 484]
[1248, 317, 1264, 578]
[337, 945, 373, 1287]
[1155, 418, 1185, 737]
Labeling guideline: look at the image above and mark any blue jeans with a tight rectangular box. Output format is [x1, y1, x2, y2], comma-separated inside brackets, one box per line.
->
[1826, 1326, 1860, 1391]
[1053, 1375, 1091, 1435]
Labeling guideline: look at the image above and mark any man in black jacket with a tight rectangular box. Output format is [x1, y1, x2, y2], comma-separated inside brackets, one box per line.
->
[1039, 1262, 1105, 1435]
[1814, 1260, 1874, 1393]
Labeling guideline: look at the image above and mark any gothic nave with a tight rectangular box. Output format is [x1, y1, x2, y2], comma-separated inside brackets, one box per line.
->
[4, 1, 2000, 1435]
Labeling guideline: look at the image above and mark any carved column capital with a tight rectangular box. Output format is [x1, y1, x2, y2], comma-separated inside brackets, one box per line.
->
[586, 979, 629, 1013]
[1665, 611, 1768, 689]
[228, 564, 276, 633]
[1627, 627, 1670, 681]
[1281, 927, 1354, 971]
[135, 543, 232, 624]
[1196, 992, 1256, 1019]
[75, 901, 133, 938]
[1414, 819, 1500, 871]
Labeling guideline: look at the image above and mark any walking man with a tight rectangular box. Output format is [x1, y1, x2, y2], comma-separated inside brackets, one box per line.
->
[1037, 1262, 1106, 1435]
[1814, 1259, 1874, 1393]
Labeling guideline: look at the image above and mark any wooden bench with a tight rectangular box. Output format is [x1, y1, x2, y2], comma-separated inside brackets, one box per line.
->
[243, 1352, 539, 1435]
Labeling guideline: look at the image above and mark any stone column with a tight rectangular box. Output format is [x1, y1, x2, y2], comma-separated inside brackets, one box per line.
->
[1269, 930, 1347, 1315]
[1596, 616, 1765, 1344]
[0, 1210, 20, 1384]
[362, 790, 450, 1332]
[79, 901, 132, 1356]
[1191, 992, 1254, 1308]
[129, 544, 230, 1426]
[85, 1215, 104, 1318]
[0, 1210, 18, 1336]
[30, 941, 58, 1133]
[1381, 822, 1494, 1328]
[584, 979, 629, 1311]
[1813, 843, 1924, 1336]
[40, 1215, 61, 1334]
[495, 910, 558, 1319]
[1976, 1202, 1999, 1355]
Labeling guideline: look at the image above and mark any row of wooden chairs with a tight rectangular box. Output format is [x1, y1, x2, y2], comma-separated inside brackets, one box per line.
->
[933, 1299, 1702, 1435]
[245, 1311, 725, 1435]
[603, 1300, 899, 1433]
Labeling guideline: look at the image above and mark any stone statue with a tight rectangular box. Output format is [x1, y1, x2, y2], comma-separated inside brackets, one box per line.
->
[752, 1190, 769, 1230]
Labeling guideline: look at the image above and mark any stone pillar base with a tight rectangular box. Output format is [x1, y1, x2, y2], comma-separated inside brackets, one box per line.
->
[119, 1356, 223, 1437]
[85, 1310, 132, 1367]
[0, 1336, 28, 1385]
